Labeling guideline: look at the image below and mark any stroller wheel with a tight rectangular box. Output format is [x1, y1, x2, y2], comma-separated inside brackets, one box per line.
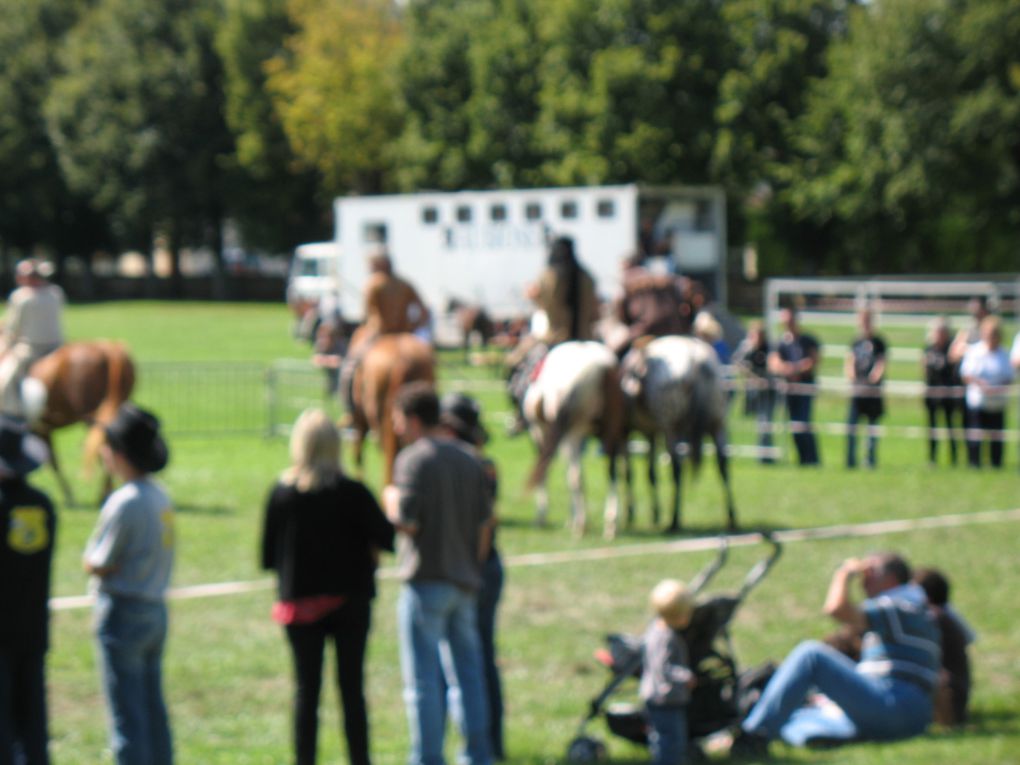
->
[566, 735, 607, 764]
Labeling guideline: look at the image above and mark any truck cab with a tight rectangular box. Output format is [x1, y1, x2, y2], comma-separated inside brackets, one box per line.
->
[286, 241, 344, 341]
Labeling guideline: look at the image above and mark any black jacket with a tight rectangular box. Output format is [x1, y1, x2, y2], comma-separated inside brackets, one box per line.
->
[261, 475, 394, 602]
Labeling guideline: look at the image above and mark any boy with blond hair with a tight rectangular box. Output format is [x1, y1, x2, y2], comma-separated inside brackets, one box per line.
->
[641, 579, 697, 765]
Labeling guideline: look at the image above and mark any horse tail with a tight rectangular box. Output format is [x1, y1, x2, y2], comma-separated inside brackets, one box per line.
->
[83, 343, 135, 474]
[599, 363, 627, 459]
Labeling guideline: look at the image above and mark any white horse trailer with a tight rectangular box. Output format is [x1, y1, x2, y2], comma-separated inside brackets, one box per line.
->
[290, 184, 727, 339]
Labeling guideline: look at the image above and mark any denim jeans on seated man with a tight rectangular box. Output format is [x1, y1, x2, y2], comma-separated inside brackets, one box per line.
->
[95, 593, 173, 765]
[398, 582, 491, 765]
[743, 640, 932, 746]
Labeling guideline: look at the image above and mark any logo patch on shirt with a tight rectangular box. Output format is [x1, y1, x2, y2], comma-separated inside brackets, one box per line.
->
[7, 507, 49, 553]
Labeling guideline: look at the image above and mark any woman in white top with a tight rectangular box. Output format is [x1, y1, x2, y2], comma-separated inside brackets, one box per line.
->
[959, 316, 1014, 468]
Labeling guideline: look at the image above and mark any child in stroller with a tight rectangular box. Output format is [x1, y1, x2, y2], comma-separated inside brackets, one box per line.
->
[567, 534, 782, 763]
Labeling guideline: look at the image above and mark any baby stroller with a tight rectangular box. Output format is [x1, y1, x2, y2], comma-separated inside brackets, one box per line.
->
[566, 534, 782, 763]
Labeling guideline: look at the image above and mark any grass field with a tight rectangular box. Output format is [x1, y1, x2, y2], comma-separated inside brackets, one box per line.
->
[38, 302, 1020, 764]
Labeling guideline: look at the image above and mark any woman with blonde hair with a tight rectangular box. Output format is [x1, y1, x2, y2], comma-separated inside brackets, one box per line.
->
[261, 409, 394, 765]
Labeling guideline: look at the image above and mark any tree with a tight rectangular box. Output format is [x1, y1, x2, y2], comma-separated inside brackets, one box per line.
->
[265, 0, 405, 196]
[0, 0, 110, 273]
[45, 0, 233, 292]
[534, 0, 731, 186]
[217, 0, 326, 251]
[785, 0, 1020, 273]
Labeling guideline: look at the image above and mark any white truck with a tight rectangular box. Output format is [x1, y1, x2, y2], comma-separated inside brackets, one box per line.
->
[287, 183, 727, 343]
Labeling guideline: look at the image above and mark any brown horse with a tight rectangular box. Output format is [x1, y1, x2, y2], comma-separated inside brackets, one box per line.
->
[27, 340, 136, 505]
[349, 333, 435, 485]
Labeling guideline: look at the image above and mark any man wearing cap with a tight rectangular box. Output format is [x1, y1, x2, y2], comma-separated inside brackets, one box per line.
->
[0, 418, 56, 764]
[438, 393, 505, 761]
[0, 259, 64, 420]
[83, 404, 174, 765]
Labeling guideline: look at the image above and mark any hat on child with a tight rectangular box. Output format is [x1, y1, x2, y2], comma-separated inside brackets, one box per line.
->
[104, 404, 169, 473]
[440, 393, 488, 446]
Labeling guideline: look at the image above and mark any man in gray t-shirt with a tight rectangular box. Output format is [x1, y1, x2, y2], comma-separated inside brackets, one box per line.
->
[385, 383, 493, 765]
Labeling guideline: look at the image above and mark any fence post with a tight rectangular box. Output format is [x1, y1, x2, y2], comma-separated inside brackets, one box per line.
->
[265, 363, 277, 438]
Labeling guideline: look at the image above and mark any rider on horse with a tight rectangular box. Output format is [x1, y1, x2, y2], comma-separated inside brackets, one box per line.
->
[339, 249, 430, 416]
[507, 236, 598, 434]
[0, 259, 64, 421]
[609, 253, 692, 358]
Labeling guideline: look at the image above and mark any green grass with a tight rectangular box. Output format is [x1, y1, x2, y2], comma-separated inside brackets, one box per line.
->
[38, 302, 1020, 764]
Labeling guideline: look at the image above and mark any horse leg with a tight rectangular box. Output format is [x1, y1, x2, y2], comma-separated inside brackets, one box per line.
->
[566, 437, 586, 537]
[714, 428, 738, 531]
[603, 444, 620, 541]
[666, 437, 683, 534]
[623, 439, 635, 529]
[647, 432, 661, 529]
[42, 433, 76, 507]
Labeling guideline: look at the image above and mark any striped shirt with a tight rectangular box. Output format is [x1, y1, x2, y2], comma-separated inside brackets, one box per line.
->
[857, 583, 941, 692]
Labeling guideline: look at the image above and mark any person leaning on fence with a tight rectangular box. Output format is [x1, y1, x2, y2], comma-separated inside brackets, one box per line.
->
[0, 417, 56, 765]
[732, 320, 776, 464]
[768, 307, 821, 466]
[844, 308, 887, 469]
[922, 317, 963, 466]
[83, 404, 174, 765]
[261, 408, 395, 765]
[959, 315, 1014, 469]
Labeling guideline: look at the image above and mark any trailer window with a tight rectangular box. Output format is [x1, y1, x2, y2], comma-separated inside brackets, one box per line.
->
[422, 206, 439, 225]
[560, 200, 579, 220]
[362, 223, 387, 244]
[490, 204, 507, 222]
[524, 203, 542, 221]
[596, 199, 615, 219]
[456, 205, 472, 223]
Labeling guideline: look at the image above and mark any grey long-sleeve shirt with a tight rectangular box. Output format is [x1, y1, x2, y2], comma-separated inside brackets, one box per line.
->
[639, 619, 694, 707]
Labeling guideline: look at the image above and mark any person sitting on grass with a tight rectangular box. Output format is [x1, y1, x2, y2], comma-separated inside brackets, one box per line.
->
[731, 552, 940, 756]
[913, 568, 974, 727]
[641, 579, 697, 765]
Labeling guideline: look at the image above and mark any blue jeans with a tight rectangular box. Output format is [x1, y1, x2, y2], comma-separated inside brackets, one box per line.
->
[785, 394, 819, 465]
[94, 594, 173, 765]
[646, 704, 688, 765]
[0, 647, 48, 764]
[398, 582, 491, 765]
[846, 398, 882, 468]
[742, 641, 932, 744]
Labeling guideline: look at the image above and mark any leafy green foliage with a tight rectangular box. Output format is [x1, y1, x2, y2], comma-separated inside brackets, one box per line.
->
[265, 0, 406, 195]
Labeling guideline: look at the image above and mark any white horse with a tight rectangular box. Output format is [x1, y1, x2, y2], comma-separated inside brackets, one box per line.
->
[522, 341, 627, 538]
[622, 335, 737, 532]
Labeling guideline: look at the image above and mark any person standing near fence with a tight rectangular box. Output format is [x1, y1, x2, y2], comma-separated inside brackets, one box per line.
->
[0, 418, 56, 765]
[83, 404, 174, 765]
[844, 309, 887, 469]
[769, 307, 821, 466]
[733, 320, 775, 464]
[261, 408, 394, 765]
[959, 316, 1013, 468]
[923, 317, 963, 466]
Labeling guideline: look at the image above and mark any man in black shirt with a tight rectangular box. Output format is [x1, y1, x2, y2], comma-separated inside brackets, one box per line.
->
[845, 309, 888, 468]
[769, 307, 821, 465]
[0, 417, 56, 764]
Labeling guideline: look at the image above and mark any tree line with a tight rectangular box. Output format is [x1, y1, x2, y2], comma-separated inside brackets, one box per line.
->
[1, 0, 1016, 293]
